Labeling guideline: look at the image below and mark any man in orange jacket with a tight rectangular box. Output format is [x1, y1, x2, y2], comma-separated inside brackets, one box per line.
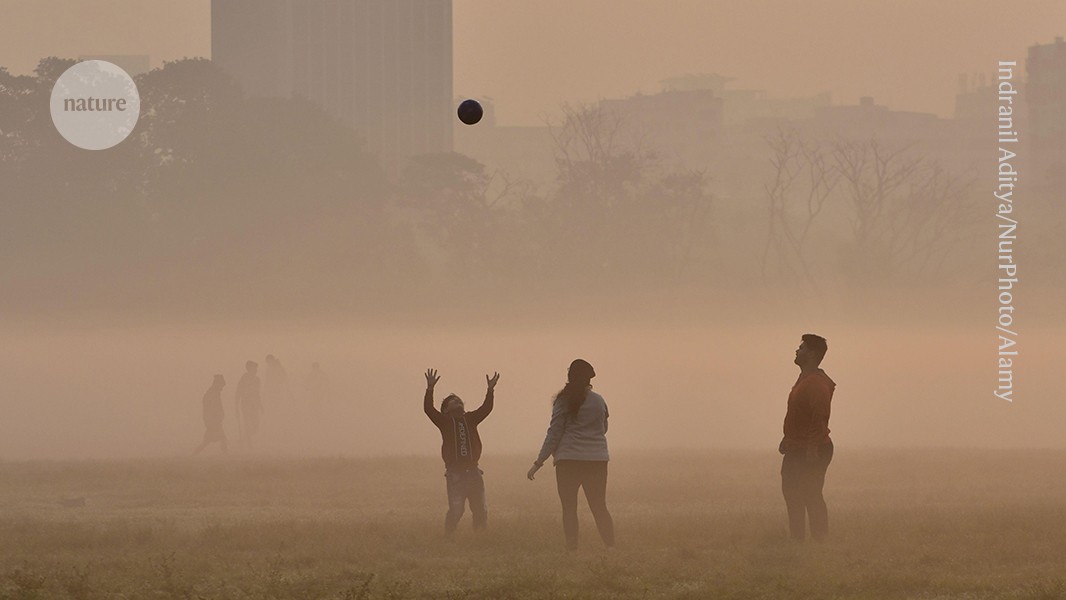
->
[779, 333, 836, 541]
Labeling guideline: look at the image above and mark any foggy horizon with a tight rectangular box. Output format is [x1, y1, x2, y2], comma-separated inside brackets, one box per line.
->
[2, 297, 1062, 460]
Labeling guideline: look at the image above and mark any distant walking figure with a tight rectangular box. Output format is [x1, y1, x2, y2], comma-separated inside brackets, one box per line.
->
[528, 359, 615, 550]
[235, 361, 263, 445]
[423, 368, 498, 536]
[779, 334, 836, 541]
[194, 375, 227, 455]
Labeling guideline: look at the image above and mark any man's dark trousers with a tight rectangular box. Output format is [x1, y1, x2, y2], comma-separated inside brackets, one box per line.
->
[781, 441, 833, 540]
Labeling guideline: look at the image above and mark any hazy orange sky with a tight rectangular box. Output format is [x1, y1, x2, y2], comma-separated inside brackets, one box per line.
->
[0, 0, 1063, 124]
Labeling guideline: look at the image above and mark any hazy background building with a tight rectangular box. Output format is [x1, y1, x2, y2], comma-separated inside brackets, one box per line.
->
[600, 87, 724, 167]
[1027, 36, 1066, 185]
[954, 72, 994, 121]
[211, 0, 453, 167]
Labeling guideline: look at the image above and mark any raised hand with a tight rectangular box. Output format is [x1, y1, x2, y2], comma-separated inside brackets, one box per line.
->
[425, 368, 440, 390]
[486, 371, 500, 390]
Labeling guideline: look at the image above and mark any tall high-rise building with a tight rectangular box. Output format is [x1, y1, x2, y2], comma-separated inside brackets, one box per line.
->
[1027, 36, 1066, 182]
[211, 0, 453, 167]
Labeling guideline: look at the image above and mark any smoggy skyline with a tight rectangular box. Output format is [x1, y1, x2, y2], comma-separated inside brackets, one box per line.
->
[0, 0, 1063, 124]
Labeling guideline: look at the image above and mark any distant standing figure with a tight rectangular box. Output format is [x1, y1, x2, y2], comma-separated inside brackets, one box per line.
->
[423, 368, 498, 536]
[527, 359, 615, 550]
[194, 374, 227, 455]
[263, 354, 292, 407]
[235, 361, 263, 445]
[305, 362, 330, 406]
[779, 333, 836, 541]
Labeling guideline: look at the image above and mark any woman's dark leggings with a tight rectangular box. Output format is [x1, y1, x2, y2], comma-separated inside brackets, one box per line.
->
[555, 460, 615, 549]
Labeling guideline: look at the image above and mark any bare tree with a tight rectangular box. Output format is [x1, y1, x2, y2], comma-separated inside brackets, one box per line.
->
[831, 138, 975, 283]
[657, 168, 714, 281]
[761, 128, 837, 293]
[761, 131, 976, 291]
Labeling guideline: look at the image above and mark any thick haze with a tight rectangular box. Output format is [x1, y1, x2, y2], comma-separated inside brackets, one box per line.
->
[1, 1, 1064, 121]
[1, 299, 1063, 459]
[1, 2, 1063, 459]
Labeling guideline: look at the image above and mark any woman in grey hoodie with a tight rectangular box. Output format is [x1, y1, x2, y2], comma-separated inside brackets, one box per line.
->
[527, 359, 615, 550]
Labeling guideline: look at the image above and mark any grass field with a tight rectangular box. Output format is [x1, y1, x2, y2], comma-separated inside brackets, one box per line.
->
[2, 449, 1066, 600]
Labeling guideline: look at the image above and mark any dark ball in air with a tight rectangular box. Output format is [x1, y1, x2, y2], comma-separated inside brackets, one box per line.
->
[457, 99, 483, 125]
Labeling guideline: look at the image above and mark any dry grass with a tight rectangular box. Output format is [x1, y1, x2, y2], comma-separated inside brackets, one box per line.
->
[2, 449, 1066, 599]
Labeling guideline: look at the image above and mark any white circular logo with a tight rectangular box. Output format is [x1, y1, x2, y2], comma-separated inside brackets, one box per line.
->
[50, 60, 140, 150]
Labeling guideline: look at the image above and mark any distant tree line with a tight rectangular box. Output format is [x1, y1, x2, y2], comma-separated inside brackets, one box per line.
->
[0, 58, 991, 315]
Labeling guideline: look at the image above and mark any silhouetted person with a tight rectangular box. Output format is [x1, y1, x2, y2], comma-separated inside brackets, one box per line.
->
[263, 354, 292, 407]
[423, 368, 498, 536]
[194, 374, 227, 455]
[528, 359, 614, 551]
[235, 361, 263, 446]
[305, 362, 330, 407]
[779, 333, 836, 541]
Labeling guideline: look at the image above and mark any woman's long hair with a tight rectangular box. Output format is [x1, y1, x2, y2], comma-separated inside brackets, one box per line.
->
[554, 359, 596, 416]
[554, 381, 590, 416]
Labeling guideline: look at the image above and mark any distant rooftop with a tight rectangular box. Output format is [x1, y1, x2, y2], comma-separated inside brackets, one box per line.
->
[660, 73, 736, 93]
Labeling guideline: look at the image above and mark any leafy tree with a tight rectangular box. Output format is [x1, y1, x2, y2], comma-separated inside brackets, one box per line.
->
[0, 57, 412, 313]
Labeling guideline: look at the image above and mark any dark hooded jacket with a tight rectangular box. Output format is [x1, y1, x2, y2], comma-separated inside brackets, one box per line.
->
[424, 389, 493, 470]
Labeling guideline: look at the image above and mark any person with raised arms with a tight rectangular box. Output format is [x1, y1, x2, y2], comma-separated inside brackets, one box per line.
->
[423, 368, 499, 537]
